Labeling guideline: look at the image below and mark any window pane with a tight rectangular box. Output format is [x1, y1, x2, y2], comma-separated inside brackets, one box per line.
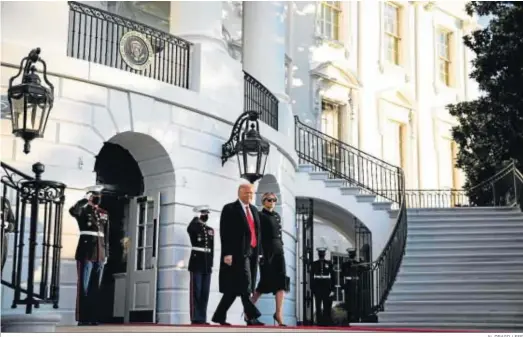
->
[103, 1, 171, 33]
[136, 248, 144, 271]
[325, 23, 332, 39]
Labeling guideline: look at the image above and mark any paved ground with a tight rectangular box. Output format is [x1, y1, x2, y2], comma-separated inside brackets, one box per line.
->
[57, 324, 356, 333]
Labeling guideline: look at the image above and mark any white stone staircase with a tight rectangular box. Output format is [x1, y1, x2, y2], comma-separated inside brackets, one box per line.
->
[295, 164, 399, 257]
[357, 206, 523, 331]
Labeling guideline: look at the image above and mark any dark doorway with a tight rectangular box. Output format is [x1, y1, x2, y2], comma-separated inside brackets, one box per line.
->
[93, 142, 144, 323]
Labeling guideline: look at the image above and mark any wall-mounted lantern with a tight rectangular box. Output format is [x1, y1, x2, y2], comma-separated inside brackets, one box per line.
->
[222, 111, 270, 184]
[7, 47, 54, 154]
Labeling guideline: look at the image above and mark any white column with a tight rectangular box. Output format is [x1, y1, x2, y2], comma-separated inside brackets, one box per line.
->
[1, 2, 70, 70]
[169, 1, 243, 110]
[242, 1, 286, 96]
[414, 3, 438, 189]
[242, 1, 294, 137]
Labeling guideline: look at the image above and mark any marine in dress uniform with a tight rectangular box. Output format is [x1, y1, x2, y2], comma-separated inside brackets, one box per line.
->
[69, 187, 110, 326]
[311, 247, 335, 326]
[341, 249, 359, 323]
[187, 205, 214, 325]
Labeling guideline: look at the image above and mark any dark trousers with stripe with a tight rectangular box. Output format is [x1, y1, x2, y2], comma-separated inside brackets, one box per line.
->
[76, 260, 104, 324]
[314, 293, 332, 325]
[190, 272, 211, 323]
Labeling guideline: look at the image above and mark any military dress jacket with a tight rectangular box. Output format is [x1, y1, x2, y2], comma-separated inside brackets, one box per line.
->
[311, 259, 335, 296]
[340, 259, 358, 288]
[187, 217, 214, 274]
[69, 198, 110, 262]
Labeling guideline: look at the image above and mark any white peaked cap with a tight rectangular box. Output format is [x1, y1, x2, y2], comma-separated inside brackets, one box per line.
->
[193, 205, 210, 213]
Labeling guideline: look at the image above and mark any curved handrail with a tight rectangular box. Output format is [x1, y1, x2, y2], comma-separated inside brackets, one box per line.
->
[294, 115, 407, 317]
[295, 116, 403, 204]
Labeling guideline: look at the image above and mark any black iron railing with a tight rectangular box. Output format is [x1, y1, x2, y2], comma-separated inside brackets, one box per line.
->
[244, 71, 279, 130]
[398, 160, 523, 209]
[295, 117, 403, 205]
[294, 117, 407, 319]
[466, 159, 523, 208]
[67, 1, 192, 89]
[0, 162, 66, 314]
[374, 189, 469, 208]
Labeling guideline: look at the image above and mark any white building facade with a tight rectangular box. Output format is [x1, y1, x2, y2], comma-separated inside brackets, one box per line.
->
[0, 0, 478, 327]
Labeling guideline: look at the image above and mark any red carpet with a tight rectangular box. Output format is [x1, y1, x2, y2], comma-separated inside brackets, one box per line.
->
[108, 323, 491, 333]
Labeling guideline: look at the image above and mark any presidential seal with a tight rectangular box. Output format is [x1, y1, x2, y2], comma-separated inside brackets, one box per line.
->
[119, 31, 153, 71]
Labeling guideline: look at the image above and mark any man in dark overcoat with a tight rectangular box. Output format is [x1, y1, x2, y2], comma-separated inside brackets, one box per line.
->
[211, 182, 264, 326]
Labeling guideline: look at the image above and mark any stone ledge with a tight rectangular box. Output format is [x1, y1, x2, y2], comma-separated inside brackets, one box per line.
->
[1, 313, 62, 333]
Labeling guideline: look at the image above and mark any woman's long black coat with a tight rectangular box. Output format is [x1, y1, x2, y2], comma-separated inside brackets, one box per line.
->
[218, 200, 262, 295]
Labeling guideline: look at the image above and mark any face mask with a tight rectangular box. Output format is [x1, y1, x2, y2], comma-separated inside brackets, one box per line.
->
[200, 214, 209, 222]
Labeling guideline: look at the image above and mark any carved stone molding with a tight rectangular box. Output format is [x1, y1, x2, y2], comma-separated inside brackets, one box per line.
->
[424, 1, 436, 11]
[232, 1, 243, 17]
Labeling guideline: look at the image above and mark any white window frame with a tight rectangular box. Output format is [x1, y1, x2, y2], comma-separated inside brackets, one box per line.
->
[383, 2, 401, 65]
[318, 1, 342, 41]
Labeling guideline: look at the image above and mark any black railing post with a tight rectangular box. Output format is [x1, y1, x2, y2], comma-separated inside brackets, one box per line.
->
[24, 163, 44, 314]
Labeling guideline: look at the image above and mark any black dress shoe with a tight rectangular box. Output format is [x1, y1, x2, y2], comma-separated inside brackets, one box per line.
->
[246, 318, 264, 326]
[211, 319, 231, 326]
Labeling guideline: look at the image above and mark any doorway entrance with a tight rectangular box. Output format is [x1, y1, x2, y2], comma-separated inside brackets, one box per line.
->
[94, 141, 144, 323]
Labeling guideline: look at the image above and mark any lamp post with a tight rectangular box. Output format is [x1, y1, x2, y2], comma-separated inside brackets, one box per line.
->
[7, 47, 54, 155]
[222, 110, 270, 184]
[1, 48, 64, 333]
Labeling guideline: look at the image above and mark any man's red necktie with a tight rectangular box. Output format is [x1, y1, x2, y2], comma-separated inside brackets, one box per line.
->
[245, 206, 257, 248]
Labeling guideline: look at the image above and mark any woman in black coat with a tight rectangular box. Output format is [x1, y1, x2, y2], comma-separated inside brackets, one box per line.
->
[250, 192, 288, 326]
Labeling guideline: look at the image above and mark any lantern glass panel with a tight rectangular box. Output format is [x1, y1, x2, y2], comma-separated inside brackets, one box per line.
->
[10, 94, 25, 132]
[259, 150, 268, 175]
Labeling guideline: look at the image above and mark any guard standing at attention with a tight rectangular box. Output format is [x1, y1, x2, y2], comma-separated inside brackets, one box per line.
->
[187, 205, 214, 325]
[341, 249, 359, 324]
[311, 247, 335, 326]
[69, 186, 110, 326]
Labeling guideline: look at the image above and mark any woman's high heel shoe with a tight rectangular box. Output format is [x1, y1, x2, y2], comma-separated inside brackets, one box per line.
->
[273, 313, 286, 326]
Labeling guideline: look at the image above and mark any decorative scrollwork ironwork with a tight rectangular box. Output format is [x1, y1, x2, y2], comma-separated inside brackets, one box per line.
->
[1, 161, 66, 314]
[221, 110, 261, 166]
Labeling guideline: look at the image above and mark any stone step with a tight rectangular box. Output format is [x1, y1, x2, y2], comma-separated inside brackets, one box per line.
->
[408, 214, 523, 222]
[323, 179, 346, 188]
[404, 244, 522, 255]
[308, 172, 329, 180]
[407, 206, 518, 214]
[408, 216, 523, 225]
[395, 269, 523, 282]
[393, 278, 523, 291]
[297, 164, 315, 173]
[407, 222, 523, 234]
[400, 260, 523, 272]
[340, 186, 362, 195]
[407, 231, 523, 241]
[402, 251, 523, 263]
[388, 289, 523, 301]
[406, 237, 523, 248]
[384, 300, 523, 312]
[355, 194, 376, 203]
[378, 308, 523, 324]
[377, 311, 523, 324]
[353, 322, 523, 331]
[372, 201, 393, 211]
